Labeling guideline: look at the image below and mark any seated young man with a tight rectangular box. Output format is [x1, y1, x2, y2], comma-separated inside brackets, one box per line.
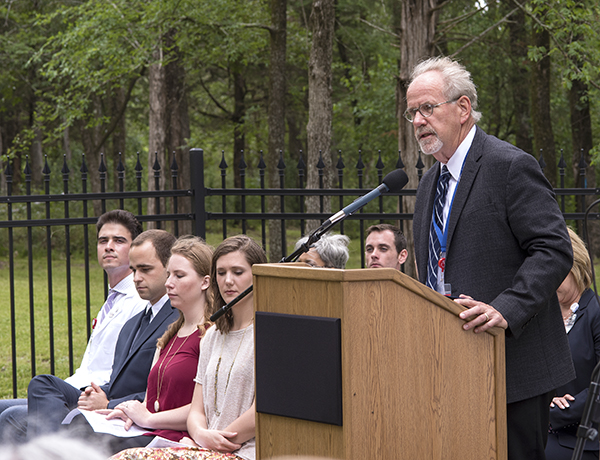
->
[0, 209, 146, 444]
[26, 229, 180, 439]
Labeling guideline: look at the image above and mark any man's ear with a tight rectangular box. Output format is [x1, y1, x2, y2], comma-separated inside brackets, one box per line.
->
[398, 249, 408, 265]
[457, 95, 472, 124]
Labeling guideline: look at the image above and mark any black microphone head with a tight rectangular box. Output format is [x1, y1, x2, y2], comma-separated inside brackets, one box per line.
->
[382, 169, 409, 193]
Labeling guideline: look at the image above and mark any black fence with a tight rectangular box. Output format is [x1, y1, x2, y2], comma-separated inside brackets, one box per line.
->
[0, 147, 598, 397]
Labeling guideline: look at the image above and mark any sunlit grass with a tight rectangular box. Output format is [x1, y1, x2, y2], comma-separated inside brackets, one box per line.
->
[0, 224, 382, 398]
[0, 257, 105, 398]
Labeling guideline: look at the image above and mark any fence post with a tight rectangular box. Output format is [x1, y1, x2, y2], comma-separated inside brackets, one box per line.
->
[190, 148, 206, 238]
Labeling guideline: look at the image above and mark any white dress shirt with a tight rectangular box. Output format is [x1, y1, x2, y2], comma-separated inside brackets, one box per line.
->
[441, 125, 477, 225]
[65, 273, 146, 389]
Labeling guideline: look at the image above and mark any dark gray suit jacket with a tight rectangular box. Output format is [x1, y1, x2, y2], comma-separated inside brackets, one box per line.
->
[413, 126, 575, 404]
[100, 299, 179, 408]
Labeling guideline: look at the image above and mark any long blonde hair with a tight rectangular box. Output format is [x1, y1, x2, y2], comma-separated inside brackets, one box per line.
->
[567, 227, 593, 295]
[157, 235, 213, 348]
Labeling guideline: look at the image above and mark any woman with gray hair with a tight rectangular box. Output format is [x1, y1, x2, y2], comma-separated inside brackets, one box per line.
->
[294, 233, 350, 269]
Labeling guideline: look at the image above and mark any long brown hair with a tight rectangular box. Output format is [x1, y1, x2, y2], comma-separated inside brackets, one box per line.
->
[208, 235, 267, 334]
[157, 235, 213, 348]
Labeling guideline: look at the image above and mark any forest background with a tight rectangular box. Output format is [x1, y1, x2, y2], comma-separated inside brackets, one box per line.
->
[1, 0, 600, 276]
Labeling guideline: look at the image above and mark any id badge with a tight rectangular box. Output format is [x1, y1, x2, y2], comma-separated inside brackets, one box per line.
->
[437, 251, 451, 295]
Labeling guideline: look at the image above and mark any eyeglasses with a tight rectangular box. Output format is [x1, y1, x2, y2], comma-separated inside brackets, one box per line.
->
[403, 98, 459, 123]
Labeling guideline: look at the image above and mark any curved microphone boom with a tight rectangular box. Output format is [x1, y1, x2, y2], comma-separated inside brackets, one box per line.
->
[214, 169, 410, 319]
[318, 168, 408, 229]
[282, 168, 409, 263]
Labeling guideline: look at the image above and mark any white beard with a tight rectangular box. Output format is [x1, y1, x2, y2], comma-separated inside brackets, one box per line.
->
[417, 133, 444, 156]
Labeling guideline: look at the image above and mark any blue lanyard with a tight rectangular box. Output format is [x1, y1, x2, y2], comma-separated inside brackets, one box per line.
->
[433, 190, 456, 253]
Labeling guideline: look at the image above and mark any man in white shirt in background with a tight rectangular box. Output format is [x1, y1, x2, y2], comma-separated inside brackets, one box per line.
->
[0, 209, 146, 444]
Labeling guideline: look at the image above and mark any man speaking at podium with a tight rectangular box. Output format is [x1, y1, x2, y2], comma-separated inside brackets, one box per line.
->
[409, 57, 574, 460]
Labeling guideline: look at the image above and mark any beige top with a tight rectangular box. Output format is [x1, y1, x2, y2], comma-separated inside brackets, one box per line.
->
[194, 324, 255, 460]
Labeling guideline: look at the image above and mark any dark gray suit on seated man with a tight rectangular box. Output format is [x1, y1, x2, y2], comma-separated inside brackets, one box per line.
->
[27, 229, 179, 438]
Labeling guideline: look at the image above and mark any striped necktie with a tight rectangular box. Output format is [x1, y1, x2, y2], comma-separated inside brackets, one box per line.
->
[98, 289, 118, 325]
[426, 165, 451, 292]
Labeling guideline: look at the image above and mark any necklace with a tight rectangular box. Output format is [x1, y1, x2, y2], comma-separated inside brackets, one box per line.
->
[562, 302, 579, 331]
[154, 332, 192, 412]
[213, 321, 252, 416]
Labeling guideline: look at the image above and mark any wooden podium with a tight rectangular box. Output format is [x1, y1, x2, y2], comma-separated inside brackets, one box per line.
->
[253, 264, 506, 460]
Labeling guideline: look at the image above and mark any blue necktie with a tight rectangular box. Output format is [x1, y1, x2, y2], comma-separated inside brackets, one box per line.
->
[427, 166, 451, 292]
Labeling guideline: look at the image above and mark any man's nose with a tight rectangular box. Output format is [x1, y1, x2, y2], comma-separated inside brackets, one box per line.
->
[413, 111, 428, 126]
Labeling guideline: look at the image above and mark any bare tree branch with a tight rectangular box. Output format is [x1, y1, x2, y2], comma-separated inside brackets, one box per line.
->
[449, 7, 518, 58]
[358, 17, 400, 39]
[198, 77, 231, 115]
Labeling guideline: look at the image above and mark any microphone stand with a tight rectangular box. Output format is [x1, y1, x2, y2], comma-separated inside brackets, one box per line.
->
[571, 360, 600, 460]
[568, 199, 600, 460]
[279, 217, 338, 264]
[209, 213, 338, 322]
[209, 168, 408, 322]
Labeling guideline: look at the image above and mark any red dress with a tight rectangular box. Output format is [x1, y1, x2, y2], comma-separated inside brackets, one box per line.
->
[144, 329, 202, 442]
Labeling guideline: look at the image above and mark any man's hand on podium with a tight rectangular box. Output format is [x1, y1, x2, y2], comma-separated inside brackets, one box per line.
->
[455, 295, 508, 333]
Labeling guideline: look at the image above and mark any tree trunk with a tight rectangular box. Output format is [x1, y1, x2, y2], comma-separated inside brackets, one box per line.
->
[164, 37, 192, 236]
[30, 127, 43, 187]
[0, 130, 4, 193]
[306, 0, 335, 233]
[63, 125, 72, 163]
[232, 65, 247, 190]
[569, 78, 597, 254]
[506, 5, 532, 154]
[396, 0, 439, 279]
[110, 86, 127, 192]
[79, 96, 106, 216]
[267, 0, 287, 261]
[148, 46, 168, 229]
[530, 28, 557, 186]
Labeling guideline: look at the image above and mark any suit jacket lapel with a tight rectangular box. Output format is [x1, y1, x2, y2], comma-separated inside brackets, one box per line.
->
[127, 300, 173, 359]
[122, 311, 144, 355]
[445, 127, 484, 251]
[416, 170, 438, 283]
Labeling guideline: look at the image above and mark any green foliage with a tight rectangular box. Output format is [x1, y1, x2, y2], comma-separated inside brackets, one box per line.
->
[528, 0, 600, 90]
[1, 0, 599, 203]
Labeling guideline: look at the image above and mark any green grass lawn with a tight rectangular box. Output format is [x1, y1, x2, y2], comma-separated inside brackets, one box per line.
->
[0, 257, 106, 398]
[3, 230, 585, 399]
[0, 228, 368, 398]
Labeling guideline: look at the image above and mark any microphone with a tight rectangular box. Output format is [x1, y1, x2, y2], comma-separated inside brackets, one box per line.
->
[325, 169, 408, 226]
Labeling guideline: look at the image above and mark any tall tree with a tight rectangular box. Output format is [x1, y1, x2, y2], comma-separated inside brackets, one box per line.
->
[530, 28, 557, 186]
[267, 0, 287, 261]
[305, 0, 336, 232]
[395, 0, 439, 278]
[507, 5, 533, 154]
[147, 30, 192, 234]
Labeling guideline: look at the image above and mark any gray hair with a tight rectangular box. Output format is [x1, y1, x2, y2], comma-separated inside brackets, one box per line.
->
[295, 233, 350, 269]
[409, 56, 482, 123]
